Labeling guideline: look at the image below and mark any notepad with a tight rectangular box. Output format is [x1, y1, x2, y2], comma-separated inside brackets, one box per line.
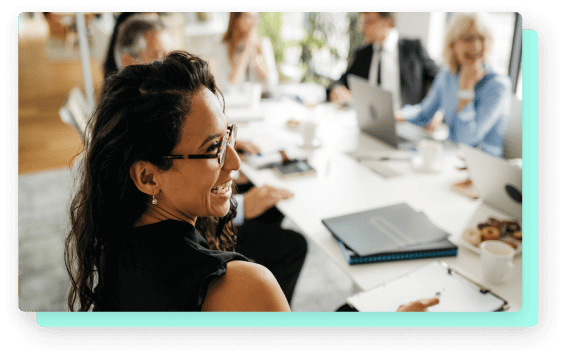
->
[346, 261, 508, 312]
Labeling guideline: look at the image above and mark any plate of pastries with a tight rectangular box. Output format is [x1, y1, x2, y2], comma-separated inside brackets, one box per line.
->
[460, 216, 522, 256]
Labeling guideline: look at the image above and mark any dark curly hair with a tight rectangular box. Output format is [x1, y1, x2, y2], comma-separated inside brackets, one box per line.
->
[65, 51, 237, 312]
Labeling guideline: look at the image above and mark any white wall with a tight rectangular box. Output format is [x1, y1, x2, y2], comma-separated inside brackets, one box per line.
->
[395, 12, 447, 63]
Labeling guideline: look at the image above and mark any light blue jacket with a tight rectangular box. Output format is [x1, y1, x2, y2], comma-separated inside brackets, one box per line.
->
[401, 65, 512, 157]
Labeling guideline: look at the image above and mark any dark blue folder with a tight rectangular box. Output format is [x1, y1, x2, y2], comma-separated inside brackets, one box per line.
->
[334, 237, 457, 265]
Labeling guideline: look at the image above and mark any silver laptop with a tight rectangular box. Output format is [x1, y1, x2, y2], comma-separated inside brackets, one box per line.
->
[347, 74, 428, 148]
[460, 144, 522, 219]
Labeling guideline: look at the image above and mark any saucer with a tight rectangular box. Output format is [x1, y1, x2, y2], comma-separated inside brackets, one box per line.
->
[411, 156, 442, 173]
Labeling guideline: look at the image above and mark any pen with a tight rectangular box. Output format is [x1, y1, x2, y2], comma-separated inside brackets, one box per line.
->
[356, 156, 412, 162]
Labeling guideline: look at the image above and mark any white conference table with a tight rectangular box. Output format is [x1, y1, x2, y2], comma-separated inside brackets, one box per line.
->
[232, 95, 522, 312]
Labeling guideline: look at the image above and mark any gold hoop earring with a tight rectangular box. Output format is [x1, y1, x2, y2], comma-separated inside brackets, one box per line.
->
[152, 194, 158, 205]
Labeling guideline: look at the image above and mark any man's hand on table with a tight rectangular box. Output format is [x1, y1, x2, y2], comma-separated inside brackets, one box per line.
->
[243, 185, 294, 220]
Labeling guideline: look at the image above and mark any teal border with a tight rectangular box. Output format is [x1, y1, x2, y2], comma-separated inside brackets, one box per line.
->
[36, 30, 538, 328]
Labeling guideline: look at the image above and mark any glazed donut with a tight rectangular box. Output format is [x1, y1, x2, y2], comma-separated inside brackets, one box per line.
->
[512, 230, 522, 240]
[481, 226, 500, 241]
[505, 221, 521, 233]
[487, 217, 503, 228]
[463, 228, 482, 246]
[477, 222, 491, 230]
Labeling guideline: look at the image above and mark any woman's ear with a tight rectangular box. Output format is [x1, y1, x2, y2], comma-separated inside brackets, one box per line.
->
[130, 161, 160, 196]
[122, 53, 138, 68]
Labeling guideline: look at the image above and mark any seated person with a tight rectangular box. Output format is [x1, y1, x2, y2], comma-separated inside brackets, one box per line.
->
[106, 14, 307, 305]
[327, 12, 439, 111]
[65, 51, 439, 312]
[397, 13, 512, 157]
[102, 12, 162, 85]
[212, 12, 279, 94]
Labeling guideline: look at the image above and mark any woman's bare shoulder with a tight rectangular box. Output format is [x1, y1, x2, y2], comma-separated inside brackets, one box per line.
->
[201, 260, 291, 312]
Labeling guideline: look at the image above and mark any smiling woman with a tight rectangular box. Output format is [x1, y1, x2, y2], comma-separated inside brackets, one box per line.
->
[64, 51, 290, 312]
[129, 92, 240, 227]
[64, 50, 438, 313]
[398, 13, 512, 157]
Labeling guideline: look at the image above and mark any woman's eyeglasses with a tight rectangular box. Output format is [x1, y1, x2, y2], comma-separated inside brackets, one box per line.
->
[161, 124, 237, 167]
[459, 34, 486, 43]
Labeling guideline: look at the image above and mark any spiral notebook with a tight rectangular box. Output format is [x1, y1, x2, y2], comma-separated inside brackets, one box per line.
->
[346, 261, 508, 312]
[322, 203, 456, 264]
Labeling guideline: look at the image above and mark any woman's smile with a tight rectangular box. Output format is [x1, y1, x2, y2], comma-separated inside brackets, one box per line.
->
[211, 179, 233, 196]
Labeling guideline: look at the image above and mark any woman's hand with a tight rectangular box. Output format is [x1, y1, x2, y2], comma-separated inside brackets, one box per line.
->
[426, 110, 444, 132]
[396, 297, 440, 312]
[457, 59, 486, 112]
[243, 30, 261, 55]
[329, 85, 352, 103]
[243, 185, 294, 219]
[230, 31, 268, 84]
[459, 60, 486, 90]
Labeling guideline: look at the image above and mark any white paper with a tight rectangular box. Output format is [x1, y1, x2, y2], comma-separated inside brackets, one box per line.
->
[347, 261, 506, 312]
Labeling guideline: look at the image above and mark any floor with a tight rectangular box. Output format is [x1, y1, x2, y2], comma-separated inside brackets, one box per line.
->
[17, 13, 354, 312]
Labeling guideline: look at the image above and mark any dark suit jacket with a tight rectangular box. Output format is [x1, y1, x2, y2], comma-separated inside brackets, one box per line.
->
[327, 39, 439, 106]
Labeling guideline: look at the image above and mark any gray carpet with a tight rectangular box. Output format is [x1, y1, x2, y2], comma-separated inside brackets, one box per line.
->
[18, 167, 353, 312]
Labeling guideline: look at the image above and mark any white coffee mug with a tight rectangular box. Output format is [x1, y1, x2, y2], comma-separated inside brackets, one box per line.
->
[248, 83, 262, 108]
[480, 241, 515, 284]
[301, 121, 319, 148]
[418, 139, 443, 170]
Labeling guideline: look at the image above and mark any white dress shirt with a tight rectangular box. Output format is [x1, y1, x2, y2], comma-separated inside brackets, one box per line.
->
[368, 29, 402, 111]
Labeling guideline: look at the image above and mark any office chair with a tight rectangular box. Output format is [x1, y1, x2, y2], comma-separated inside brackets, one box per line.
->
[59, 87, 89, 143]
[503, 97, 522, 160]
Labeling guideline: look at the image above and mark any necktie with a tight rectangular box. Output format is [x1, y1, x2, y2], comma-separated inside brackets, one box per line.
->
[377, 46, 382, 85]
[369, 45, 382, 86]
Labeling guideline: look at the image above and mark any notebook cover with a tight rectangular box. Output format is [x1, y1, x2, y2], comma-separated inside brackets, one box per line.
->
[321, 203, 450, 256]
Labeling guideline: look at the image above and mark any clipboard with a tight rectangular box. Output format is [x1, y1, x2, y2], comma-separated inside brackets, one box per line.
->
[346, 261, 509, 312]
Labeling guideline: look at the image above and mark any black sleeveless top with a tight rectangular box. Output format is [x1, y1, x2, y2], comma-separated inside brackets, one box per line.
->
[94, 220, 248, 311]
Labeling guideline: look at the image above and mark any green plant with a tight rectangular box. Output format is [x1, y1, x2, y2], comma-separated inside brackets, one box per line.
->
[295, 12, 337, 86]
[258, 12, 362, 86]
[347, 13, 364, 61]
[258, 13, 285, 79]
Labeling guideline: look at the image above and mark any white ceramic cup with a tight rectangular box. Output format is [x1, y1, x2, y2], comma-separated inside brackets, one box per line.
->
[418, 139, 443, 170]
[480, 241, 515, 284]
[301, 121, 319, 148]
[248, 83, 262, 108]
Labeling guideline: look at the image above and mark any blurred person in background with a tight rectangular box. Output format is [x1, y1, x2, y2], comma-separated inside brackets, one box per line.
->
[212, 12, 279, 94]
[327, 12, 438, 112]
[396, 13, 511, 157]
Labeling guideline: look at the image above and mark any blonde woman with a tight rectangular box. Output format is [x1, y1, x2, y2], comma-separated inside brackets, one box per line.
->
[213, 12, 278, 93]
[397, 13, 512, 157]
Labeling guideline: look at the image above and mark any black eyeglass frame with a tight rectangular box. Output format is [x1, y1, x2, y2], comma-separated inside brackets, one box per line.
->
[161, 124, 237, 167]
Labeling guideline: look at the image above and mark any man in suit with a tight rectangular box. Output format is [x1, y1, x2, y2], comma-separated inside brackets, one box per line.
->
[327, 12, 439, 111]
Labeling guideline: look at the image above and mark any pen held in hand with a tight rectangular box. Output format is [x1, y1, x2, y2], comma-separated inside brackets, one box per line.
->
[355, 156, 413, 162]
